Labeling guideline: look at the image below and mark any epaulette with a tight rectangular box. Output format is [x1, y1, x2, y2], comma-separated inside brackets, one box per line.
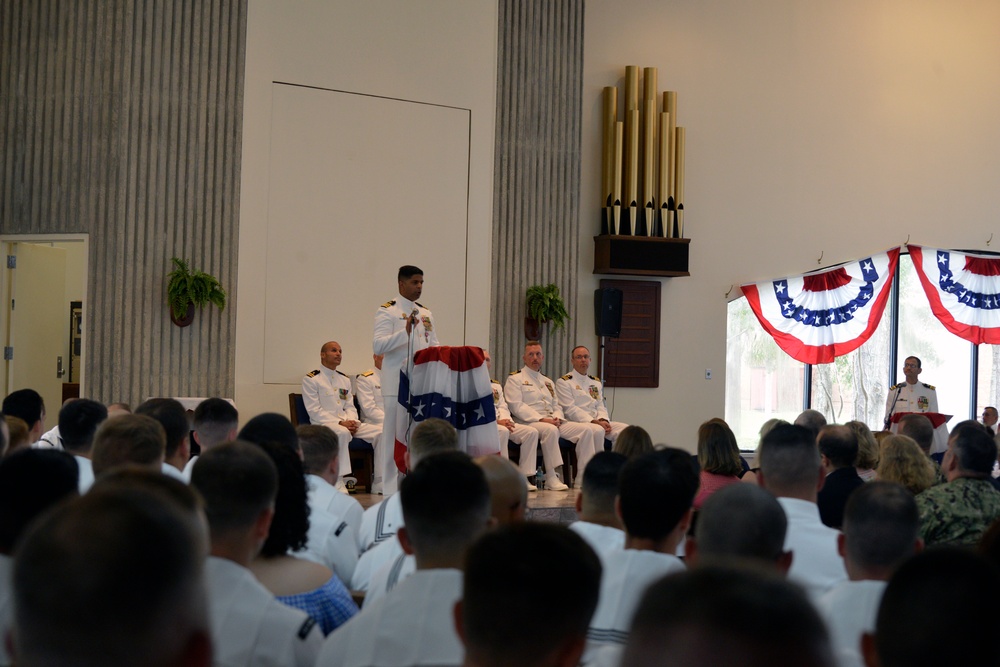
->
[922, 383, 935, 390]
[491, 378, 499, 384]
[336, 370, 349, 378]
[381, 299, 396, 308]
[509, 370, 519, 375]
[306, 370, 320, 378]
[415, 301, 426, 308]
[359, 370, 374, 377]
[890, 382, 905, 390]
[560, 373, 573, 380]
[589, 374, 601, 382]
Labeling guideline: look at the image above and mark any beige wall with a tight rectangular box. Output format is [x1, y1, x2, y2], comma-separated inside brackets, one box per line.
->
[580, 0, 1000, 449]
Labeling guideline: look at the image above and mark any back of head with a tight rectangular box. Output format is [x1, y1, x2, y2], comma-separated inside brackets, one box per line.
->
[758, 424, 820, 498]
[461, 523, 601, 666]
[192, 398, 239, 451]
[580, 451, 627, 518]
[59, 398, 109, 454]
[12, 485, 209, 667]
[237, 412, 298, 451]
[612, 425, 653, 459]
[191, 441, 278, 543]
[694, 483, 787, 566]
[409, 417, 458, 467]
[875, 435, 936, 496]
[297, 424, 339, 475]
[841, 482, 918, 578]
[5, 415, 30, 454]
[794, 409, 827, 438]
[91, 413, 167, 477]
[896, 414, 934, 453]
[618, 448, 699, 542]
[251, 440, 310, 557]
[0, 449, 78, 554]
[2, 389, 44, 430]
[846, 421, 879, 469]
[817, 424, 858, 469]
[400, 451, 490, 564]
[696, 418, 742, 476]
[474, 455, 527, 525]
[873, 548, 1000, 667]
[950, 422, 997, 476]
[623, 564, 834, 667]
[135, 398, 189, 459]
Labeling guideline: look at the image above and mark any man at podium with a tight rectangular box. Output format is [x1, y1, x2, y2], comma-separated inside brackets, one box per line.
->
[884, 356, 938, 428]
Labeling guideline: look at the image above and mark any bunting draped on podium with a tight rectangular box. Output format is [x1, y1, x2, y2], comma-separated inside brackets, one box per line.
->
[741, 248, 900, 364]
[907, 245, 1000, 345]
[394, 346, 498, 473]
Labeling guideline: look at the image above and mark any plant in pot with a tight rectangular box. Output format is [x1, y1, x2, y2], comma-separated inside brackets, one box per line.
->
[524, 283, 570, 339]
[167, 257, 227, 327]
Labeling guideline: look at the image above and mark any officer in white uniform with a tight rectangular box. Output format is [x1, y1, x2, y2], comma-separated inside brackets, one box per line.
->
[484, 350, 541, 490]
[355, 354, 385, 424]
[302, 341, 382, 481]
[503, 341, 602, 489]
[884, 356, 938, 427]
[372, 265, 440, 495]
[556, 345, 627, 448]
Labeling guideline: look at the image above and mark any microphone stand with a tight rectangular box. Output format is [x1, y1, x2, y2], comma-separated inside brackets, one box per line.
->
[884, 384, 903, 431]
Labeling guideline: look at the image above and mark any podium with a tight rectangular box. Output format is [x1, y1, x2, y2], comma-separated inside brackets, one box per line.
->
[889, 411, 952, 455]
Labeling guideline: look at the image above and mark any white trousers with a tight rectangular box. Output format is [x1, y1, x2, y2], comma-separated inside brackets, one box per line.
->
[498, 423, 540, 477]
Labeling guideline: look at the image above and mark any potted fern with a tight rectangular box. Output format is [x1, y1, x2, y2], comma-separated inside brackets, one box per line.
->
[524, 283, 570, 338]
[167, 257, 227, 327]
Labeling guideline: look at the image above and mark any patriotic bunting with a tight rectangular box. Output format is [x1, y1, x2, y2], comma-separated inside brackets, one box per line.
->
[394, 346, 498, 473]
[741, 248, 900, 364]
[907, 245, 1000, 344]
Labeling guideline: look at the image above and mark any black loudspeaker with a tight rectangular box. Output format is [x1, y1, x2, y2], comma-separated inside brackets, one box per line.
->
[594, 288, 623, 337]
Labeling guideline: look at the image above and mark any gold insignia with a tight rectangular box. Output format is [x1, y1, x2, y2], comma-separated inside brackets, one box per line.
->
[589, 374, 601, 382]
[922, 383, 935, 390]
[359, 371, 374, 377]
[306, 370, 320, 378]
[560, 374, 573, 381]
[421, 315, 433, 332]
[381, 300, 396, 308]
[890, 382, 905, 390]
[545, 382, 555, 398]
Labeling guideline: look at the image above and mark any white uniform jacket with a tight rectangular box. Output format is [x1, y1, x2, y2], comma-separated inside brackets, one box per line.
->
[354, 369, 384, 424]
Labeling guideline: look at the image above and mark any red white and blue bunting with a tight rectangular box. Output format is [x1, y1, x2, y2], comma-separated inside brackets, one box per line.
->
[741, 248, 900, 364]
[907, 245, 1000, 345]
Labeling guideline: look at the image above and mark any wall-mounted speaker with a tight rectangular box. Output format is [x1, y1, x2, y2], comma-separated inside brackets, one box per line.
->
[594, 288, 623, 337]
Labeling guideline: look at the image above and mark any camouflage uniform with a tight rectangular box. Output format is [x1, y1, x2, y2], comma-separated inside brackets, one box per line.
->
[915, 477, 1000, 547]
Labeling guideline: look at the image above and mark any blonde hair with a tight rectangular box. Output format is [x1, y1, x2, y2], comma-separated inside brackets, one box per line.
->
[847, 420, 879, 469]
[876, 435, 936, 495]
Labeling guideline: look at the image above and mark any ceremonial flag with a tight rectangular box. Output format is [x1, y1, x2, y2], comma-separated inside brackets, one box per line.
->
[741, 248, 900, 364]
[907, 245, 1000, 344]
[395, 346, 499, 473]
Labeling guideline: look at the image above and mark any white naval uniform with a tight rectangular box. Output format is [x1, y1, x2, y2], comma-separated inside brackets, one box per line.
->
[817, 579, 887, 667]
[364, 551, 416, 605]
[74, 455, 94, 493]
[204, 556, 322, 667]
[884, 381, 938, 420]
[491, 379, 541, 477]
[354, 369, 384, 424]
[373, 296, 439, 496]
[35, 425, 62, 449]
[302, 366, 382, 479]
[351, 533, 404, 592]
[316, 568, 464, 667]
[359, 493, 403, 553]
[556, 370, 627, 446]
[503, 366, 602, 484]
[300, 502, 359, 584]
[777, 497, 848, 602]
[308, 474, 364, 553]
[583, 549, 686, 664]
[568, 520, 626, 566]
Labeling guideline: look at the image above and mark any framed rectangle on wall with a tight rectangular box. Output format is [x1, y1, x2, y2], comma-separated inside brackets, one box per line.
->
[598, 279, 660, 388]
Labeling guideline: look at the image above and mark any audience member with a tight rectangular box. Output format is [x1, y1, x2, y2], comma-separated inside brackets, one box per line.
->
[136, 398, 191, 480]
[58, 398, 108, 492]
[555, 345, 627, 448]
[2, 389, 45, 445]
[568, 451, 627, 564]
[693, 418, 743, 509]
[106, 401, 132, 417]
[816, 425, 865, 528]
[984, 405, 998, 435]
[192, 441, 322, 665]
[846, 420, 878, 481]
[861, 548, 1000, 667]
[874, 435, 935, 495]
[757, 423, 847, 600]
[11, 481, 211, 667]
[186, 397, 239, 479]
[317, 451, 491, 667]
[611, 424, 653, 459]
[91, 413, 167, 476]
[915, 422, 1000, 547]
[485, 350, 542, 490]
[4, 415, 29, 456]
[298, 423, 364, 551]
[686, 482, 791, 572]
[896, 413, 946, 484]
[740, 417, 789, 485]
[621, 564, 836, 667]
[456, 523, 601, 667]
[818, 482, 922, 667]
[795, 409, 827, 438]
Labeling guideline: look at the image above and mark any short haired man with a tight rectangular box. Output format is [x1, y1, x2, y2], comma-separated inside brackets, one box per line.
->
[91, 413, 167, 476]
[983, 406, 998, 435]
[915, 423, 1000, 547]
[355, 354, 385, 424]
[583, 449, 698, 663]
[884, 356, 938, 429]
[11, 482, 212, 667]
[373, 264, 441, 496]
[298, 423, 364, 551]
[136, 398, 191, 480]
[1, 389, 45, 445]
[302, 341, 382, 489]
[504, 341, 603, 490]
[59, 398, 109, 492]
[184, 397, 239, 479]
[556, 345, 628, 448]
[568, 451, 628, 564]
[757, 424, 847, 600]
[192, 441, 322, 666]
[818, 482, 922, 667]
[317, 451, 492, 667]
[816, 424, 865, 529]
[485, 349, 541, 490]
[456, 523, 602, 667]
[794, 409, 827, 438]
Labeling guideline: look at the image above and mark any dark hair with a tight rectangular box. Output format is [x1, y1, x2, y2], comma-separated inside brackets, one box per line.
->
[817, 425, 859, 469]
[462, 524, 601, 664]
[695, 483, 787, 563]
[91, 414, 168, 476]
[297, 424, 339, 474]
[238, 413, 298, 452]
[2, 389, 44, 429]
[759, 424, 819, 491]
[905, 356, 922, 369]
[398, 265, 423, 280]
[950, 423, 997, 475]
[192, 398, 239, 450]
[255, 440, 310, 557]
[135, 398, 188, 458]
[59, 399, 109, 453]
[191, 441, 278, 538]
[613, 425, 654, 459]
[842, 482, 918, 572]
[618, 448, 699, 541]
[897, 414, 934, 452]
[0, 449, 78, 553]
[580, 451, 627, 514]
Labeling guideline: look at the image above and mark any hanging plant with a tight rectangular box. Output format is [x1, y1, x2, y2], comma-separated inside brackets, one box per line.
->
[166, 257, 227, 327]
[525, 283, 570, 333]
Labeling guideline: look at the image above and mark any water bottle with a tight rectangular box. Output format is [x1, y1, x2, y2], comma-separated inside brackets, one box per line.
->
[535, 466, 545, 490]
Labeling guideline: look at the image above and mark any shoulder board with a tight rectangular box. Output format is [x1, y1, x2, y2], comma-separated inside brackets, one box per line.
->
[509, 370, 519, 375]
[560, 374, 573, 380]
[491, 378, 499, 384]
[589, 374, 601, 382]
[336, 370, 349, 378]
[415, 301, 426, 308]
[381, 300, 396, 308]
[359, 370, 374, 377]
[890, 382, 905, 390]
[306, 370, 320, 378]
[922, 383, 935, 390]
